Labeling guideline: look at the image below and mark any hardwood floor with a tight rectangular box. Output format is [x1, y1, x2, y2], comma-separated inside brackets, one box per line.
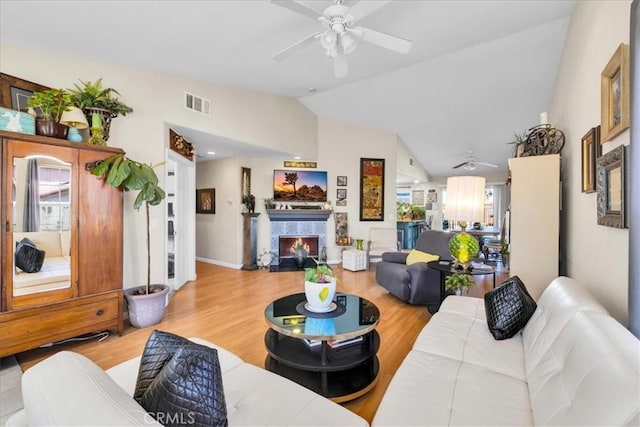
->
[16, 261, 509, 423]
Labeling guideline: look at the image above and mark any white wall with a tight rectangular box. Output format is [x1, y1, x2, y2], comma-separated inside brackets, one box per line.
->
[1, 43, 318, 288]
[397, 136, 429, 182]
[550, 0, 631, 324]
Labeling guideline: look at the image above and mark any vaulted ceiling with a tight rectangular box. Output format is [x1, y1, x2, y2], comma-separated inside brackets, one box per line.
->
[0, 0, 576, 180]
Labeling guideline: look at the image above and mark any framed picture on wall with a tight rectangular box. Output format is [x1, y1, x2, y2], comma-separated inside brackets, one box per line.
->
[337, 176, 347, 186]
[596, 145, 625, 228]
[581, 126, 601, 193]
[336, 188, 347, 204]
[601, 43, 630, 142]
[196, 188, 215, 214]
[359, 158, 385, 221]
[0, 73, 50, 112]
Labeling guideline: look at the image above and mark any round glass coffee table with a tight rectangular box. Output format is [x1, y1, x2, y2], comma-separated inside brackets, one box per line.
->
[264, 292, 380, 402]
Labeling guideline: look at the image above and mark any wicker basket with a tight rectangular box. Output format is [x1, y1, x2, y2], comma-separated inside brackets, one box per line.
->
[83, 107, 117, 142]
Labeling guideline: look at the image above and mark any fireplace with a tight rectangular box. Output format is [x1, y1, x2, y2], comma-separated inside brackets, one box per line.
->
[277, 235, 319, 270]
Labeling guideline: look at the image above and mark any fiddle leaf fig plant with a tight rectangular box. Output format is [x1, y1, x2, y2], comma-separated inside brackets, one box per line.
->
[91, 153, 165, 294]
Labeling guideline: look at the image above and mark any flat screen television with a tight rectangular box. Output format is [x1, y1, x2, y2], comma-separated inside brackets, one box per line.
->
[273, 169, 327, 202]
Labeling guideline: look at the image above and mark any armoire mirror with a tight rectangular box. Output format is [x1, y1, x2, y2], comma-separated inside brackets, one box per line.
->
[11, 154, 73, 299]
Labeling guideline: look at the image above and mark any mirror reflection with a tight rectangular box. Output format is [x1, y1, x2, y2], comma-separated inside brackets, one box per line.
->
[12, 155, 72, 297]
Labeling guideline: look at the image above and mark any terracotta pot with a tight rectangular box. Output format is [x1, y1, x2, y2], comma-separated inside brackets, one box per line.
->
[35, 119, 68, 139]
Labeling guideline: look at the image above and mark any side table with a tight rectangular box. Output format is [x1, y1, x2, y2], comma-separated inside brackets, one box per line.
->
[343, 249, 367, 271]
[426, 260, 496, 314]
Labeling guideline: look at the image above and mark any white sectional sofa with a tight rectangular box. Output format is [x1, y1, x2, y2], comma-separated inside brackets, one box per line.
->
[372, 276, 640, 426]
[7, 337, 368, 426]
[13, 231, 71, 296]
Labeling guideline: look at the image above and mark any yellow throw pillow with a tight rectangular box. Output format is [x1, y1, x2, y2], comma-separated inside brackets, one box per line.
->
[406, 250, 440, 265]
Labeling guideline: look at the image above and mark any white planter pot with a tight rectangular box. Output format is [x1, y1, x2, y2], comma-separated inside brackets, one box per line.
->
[124, 284, 169, 328]
[304, 279, 336, 312]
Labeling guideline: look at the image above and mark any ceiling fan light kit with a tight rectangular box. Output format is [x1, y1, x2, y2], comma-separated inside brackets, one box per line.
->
[271, 0, 413, 78]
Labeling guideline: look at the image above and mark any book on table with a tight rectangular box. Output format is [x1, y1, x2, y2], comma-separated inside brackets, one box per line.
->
[303, 336, 363, 348]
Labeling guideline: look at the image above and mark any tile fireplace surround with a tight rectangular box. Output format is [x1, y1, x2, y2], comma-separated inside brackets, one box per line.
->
[267, 210, 332, 269]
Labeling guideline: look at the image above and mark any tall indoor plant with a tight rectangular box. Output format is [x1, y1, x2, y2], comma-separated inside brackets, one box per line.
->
[91, 153, 167, 327]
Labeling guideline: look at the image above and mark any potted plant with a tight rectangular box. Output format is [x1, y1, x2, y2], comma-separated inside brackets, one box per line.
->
[304, 259, 336, 313]
[69, 78, 133, 142]
[444, 273, 474, 296]
[27, 88, 72, 139]
[91, 153, 167, 328]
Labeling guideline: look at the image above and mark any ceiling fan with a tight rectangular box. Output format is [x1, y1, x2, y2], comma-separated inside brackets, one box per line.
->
[271, 0, 413, 78]
[452, 152, 499, 171]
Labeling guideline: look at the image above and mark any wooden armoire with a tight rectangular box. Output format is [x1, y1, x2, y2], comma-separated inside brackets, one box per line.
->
[0, 130, 123, 357]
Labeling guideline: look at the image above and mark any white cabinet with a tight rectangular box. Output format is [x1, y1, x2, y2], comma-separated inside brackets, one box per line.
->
[509, 154, 560, 299]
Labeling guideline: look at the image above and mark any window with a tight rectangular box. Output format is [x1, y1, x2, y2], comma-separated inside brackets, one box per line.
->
[38, 166, 71, 231]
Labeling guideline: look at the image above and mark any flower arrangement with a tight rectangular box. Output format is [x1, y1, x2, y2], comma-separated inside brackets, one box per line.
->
[304, 258, 334, 284]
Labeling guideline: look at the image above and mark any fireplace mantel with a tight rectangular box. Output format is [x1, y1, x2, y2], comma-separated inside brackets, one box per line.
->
[266, 209, 332, 222]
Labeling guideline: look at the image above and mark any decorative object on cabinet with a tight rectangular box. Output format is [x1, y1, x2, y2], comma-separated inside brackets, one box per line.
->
[196, 188, 216, 214]
[89, 153, 168, 328]
[60, 106, 89, 142]
[168, 128, 194, 160]
[0, 73, 50, 112]
[337, 176, 347, 186]
[243, 193, 256, 213]
[518, 123, 565, 157]
[359, 158, 385, 221]
[0, 131, 124, 357]
[0, 107, 35, 135]
[27, 88, 72, 139]
[596, 145, 626, 229]
[581, 126, 601, 193]
[601, 43, 630, 142]
[444, 176, 485, 271]
[334, 212, 350, 245]
[241, 167, 251, 201]
[69, 78, 133, 142]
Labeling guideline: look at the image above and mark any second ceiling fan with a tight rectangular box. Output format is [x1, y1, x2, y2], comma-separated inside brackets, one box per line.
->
[271, 0, 413, 78]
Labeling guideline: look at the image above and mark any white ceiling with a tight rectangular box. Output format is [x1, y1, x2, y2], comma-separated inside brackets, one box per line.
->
[0, 0, 576, 180]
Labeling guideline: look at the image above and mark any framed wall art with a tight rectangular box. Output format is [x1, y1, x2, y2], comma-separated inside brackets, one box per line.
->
[601, 43, 630, 142]
[359, 158, 385, 221]
[581, 126, 601, 193]
[0, 73, 50, 112]
[196, 188, 216, 214]
[337, 176, 347, 186]
[336, 188, 347, 204]
[596, 145, 625, 228]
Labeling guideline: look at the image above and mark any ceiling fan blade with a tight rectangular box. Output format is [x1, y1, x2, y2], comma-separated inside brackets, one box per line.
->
[452, 161, 468, 169]
[350, 26, 412, 53]
[270, 0, 322, 20]
[272, 31, 322, 61]
[476, 162, 499, 168]
[349, 0, 391, 23]
[334, 54, 348, 78]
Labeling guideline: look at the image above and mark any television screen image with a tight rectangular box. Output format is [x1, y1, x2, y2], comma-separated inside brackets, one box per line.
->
[273, 169, 327, 202]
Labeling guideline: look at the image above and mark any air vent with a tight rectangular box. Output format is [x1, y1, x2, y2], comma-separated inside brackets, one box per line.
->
[185, 92, 211, 115]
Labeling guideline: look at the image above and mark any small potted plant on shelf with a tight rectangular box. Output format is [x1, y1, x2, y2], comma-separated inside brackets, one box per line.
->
[91, 153, 167, 328]
[69, 78, 133, 142]
[27, 88, 72, 139]
[444, 273, 474, 296]
[304, 259, 336, 313]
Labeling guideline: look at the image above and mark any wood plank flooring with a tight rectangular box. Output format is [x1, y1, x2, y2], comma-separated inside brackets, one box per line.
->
[16, 261, 508, 423]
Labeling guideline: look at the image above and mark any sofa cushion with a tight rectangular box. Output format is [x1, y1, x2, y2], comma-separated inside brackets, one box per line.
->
[484, 276, 537, 340]
[405, 249, 439, 265]
[134, 330, 195, 400]
[15, 238, 45, 273]
[13, 231, 64, 257]
[139, 346, 227, 427]
[21, 351, 162, 426]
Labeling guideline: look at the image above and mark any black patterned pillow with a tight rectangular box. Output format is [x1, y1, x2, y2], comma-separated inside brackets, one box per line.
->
[15, 238, 45, 273]
[134, 330, 193, 400]
[484, 276, 537, 340]
[134, 330, 227, 427]
[139, 346, 227, 427]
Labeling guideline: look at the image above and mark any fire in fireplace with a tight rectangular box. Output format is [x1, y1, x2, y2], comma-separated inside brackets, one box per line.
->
[279, 235, 319, 259]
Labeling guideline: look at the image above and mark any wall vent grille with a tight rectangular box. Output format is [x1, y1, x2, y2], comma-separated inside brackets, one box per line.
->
[185, 92, 210, 115]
